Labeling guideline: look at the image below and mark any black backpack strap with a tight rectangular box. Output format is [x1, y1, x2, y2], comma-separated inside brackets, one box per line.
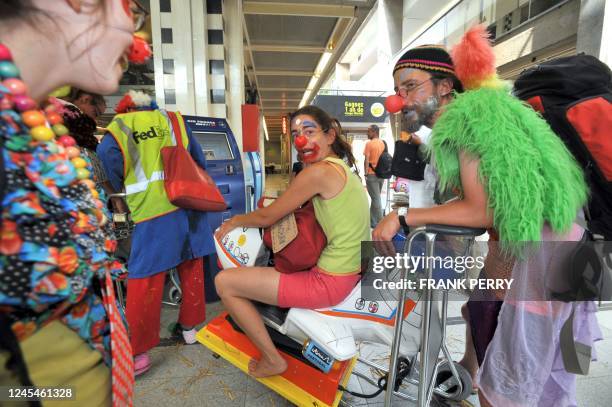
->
[560, 303, 592, 375]
[368, 140, 387, 171]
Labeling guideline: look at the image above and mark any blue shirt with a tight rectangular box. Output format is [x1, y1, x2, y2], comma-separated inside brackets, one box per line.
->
[97, 124, 216, 278]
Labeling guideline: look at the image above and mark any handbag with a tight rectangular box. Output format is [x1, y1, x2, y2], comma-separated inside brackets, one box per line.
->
[391, 140, 426, 181]
[160, 111, 227, 211]
[262, 200, 327, 274]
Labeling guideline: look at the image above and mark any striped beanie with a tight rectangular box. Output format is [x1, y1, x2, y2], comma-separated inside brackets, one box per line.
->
[393, 45, 456, 76]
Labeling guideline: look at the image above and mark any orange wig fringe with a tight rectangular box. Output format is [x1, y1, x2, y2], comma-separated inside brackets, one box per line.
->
[451, 25, 502, 90]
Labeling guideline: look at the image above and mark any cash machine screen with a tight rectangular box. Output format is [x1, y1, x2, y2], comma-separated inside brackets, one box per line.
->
[192, 131, 234, 161]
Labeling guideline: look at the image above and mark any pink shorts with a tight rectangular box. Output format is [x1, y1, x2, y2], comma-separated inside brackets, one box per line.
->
[277, 266, 360, 309]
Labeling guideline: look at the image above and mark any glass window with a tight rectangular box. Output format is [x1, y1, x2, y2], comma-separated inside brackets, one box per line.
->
[210, 89, 225, 104]
[165, 89, 176, 105]
[209, 60, 224, 75]
[160, 0, 171, 13]
[207, 0, 222, 14]
[161, 28, 173, 44]
[163, 59, 174, 74]
[208, 29, 223, 44]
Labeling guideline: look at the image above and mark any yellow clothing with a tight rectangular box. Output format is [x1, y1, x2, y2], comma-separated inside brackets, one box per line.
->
[20, 321, 111, 407]
[313, 157, 370, 274]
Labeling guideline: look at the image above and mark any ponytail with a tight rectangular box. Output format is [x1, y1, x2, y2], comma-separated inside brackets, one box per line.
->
[329, 118, 360, 179]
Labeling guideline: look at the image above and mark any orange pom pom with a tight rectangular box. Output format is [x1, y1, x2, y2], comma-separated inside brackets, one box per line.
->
[451, 25, 498, 90]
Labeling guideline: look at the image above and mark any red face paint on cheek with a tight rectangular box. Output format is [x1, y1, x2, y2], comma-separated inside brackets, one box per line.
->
[302, 144, 320, 164]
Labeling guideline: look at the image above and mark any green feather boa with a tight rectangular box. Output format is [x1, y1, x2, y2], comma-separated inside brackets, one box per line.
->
[430, 87, 587, 255]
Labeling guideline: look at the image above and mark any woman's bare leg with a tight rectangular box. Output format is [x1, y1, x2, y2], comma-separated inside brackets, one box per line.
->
[214, 267, 288, 378]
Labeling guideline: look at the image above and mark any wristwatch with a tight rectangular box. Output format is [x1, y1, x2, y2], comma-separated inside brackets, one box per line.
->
[397, 207, 410, 233]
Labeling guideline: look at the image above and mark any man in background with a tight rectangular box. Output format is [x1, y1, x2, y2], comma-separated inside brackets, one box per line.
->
[364, 124, 385, 227]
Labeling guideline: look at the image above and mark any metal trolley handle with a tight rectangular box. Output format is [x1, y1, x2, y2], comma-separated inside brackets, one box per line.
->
[384, 224, 486, 407]
[424, 224, 486, 237]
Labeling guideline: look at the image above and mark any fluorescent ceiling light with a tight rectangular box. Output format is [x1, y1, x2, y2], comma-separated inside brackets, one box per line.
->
[299, 90, 311, 108]
[300, 50, 333, 107]
[315, 51, 332, 76]
[262, 116, 269, 141]
[306, 76, 318, 90]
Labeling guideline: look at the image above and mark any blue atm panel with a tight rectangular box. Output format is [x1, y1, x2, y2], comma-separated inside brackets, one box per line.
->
[184, 116, 246, 302]
[183, 116, 246, 229]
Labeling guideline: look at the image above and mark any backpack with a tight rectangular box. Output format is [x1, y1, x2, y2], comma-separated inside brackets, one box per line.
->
[391, 140, 426, 181]
[515, 54, 612, 375]
[370, 140, 393, 179]
[514, 54, 612, 240]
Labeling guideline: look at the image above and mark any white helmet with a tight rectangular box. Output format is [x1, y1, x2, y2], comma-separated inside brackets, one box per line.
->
[215, 226, 266, 269]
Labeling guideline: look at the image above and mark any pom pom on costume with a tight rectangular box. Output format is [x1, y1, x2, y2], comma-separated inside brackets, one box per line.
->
[450, 25, 502, 90]
[128, 35, 152, 65]
[115, 90, 158, 113]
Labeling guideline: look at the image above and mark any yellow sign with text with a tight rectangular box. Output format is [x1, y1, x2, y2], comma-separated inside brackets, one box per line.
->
[344, 101, 364, 117]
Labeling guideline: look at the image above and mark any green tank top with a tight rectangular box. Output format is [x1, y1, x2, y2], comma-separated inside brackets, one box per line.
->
[313, 157, 371, 274]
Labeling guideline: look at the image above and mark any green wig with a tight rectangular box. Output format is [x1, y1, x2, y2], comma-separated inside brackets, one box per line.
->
[430, 86, 587, 255]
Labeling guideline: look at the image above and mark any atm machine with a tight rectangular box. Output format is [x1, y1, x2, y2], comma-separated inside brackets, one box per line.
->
[183, 115, 248, 302]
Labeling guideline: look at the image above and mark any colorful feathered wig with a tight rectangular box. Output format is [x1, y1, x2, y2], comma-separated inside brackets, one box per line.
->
[429, 25, 587, 255]
[115, 90, 158, 113]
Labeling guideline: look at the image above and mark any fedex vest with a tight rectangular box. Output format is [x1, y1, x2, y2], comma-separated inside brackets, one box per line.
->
[107, 109, 190, 223]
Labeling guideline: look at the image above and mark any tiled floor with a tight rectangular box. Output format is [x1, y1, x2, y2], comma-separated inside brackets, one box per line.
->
[137, 299, 612, 406]
[134, 174, 612, 406]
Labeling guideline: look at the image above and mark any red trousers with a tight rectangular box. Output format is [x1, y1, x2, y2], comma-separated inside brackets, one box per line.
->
[126, 257, 206, 354]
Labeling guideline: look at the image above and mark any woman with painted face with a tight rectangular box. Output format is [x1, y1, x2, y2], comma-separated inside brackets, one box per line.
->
[214, 105, 370, 378]
[0, 0, 139, 405]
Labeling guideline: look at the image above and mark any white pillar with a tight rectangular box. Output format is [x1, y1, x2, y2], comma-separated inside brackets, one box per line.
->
[149, 0, 166, 109]
[191, 0, 212, 116]
[172, 2, 196, 113]
[225, 0, 245, 150]
[577, 0, 612, 66]
[150, 0, 212, 114]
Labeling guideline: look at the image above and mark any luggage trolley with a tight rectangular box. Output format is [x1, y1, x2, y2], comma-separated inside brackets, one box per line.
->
[199, 223, 483, 406]
[382, 224, 485, 406]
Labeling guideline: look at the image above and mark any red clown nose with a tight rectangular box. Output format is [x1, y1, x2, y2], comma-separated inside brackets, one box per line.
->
[294, 135, 307, 149]
[384, 95, 405, 113]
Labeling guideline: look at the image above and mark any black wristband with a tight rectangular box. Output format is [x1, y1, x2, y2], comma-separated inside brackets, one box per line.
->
[398, 213, 410, 234]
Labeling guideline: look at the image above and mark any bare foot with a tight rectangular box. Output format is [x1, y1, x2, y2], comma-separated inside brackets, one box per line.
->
[248, 355, 288, 378]
[458, 358, 479, 390]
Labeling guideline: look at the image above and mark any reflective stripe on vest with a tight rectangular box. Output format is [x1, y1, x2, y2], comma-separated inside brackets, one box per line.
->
[107, 109, 189, 223]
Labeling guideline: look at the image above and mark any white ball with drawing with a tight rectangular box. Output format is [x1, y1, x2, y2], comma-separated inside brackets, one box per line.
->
[215, 226, 267, 269]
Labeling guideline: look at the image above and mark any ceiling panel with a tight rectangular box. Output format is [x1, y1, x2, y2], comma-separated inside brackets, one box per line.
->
[252, 52, 320, 72]
[247, 0, 369, 4]
[245, 15, 336, 46]
[259, 90, 304, 100]
[257, 75, 309, 88]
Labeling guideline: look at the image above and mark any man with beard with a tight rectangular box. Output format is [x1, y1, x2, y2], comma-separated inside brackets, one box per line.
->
[364, 124, 385, 227]
[374, 29, 597, 407]
[392, 47, 463, 209]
